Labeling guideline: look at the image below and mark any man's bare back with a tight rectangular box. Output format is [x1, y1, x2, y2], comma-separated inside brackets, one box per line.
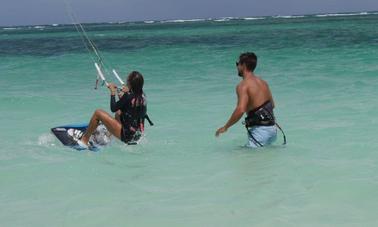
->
[238, 74, 274, 113]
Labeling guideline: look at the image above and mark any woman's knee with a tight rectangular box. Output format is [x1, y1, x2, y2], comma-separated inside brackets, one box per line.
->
[94, 109, 106, 116]
[93, 109, 110, 122]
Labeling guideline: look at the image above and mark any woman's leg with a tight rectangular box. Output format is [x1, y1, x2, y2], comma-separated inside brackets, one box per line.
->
[81, 109, 122, 145]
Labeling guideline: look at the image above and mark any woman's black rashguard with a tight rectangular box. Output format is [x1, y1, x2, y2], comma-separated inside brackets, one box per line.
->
[110, 92, 146, 143]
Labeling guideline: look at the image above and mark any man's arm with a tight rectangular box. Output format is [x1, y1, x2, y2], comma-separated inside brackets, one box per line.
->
[265, 81, 275, 108]
[216, 84, 248, 137]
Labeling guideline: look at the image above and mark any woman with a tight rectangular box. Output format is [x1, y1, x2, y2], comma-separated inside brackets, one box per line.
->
[77, 71, 147, 149]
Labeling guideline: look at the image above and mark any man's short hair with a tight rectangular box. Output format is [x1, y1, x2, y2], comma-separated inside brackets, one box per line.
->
[239, 52, 257, 72]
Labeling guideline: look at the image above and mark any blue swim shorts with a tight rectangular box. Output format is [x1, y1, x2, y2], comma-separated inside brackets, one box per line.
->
[246, 125, 277, 148]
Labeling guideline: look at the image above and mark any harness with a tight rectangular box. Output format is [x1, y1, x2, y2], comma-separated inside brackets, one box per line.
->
[244, 100, 287, 147]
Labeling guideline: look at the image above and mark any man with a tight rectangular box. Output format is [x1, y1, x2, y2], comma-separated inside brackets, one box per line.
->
[215, 52, 280, 148]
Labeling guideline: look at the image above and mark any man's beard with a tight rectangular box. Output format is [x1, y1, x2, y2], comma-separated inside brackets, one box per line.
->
[238, 70, 243, 77]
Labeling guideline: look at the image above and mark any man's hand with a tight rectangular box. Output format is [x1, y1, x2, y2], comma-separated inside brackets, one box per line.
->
[215, 126, 227, 137]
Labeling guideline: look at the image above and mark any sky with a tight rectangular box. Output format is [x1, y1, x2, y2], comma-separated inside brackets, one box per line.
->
[1, 0, 378, 26]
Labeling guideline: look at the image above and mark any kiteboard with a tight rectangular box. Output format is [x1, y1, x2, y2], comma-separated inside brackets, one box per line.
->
[51, 123, 112, 151]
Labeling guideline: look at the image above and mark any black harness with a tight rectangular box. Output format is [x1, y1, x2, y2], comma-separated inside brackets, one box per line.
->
[244, 101, 287, 147]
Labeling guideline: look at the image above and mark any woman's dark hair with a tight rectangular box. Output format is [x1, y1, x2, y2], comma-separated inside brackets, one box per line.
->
[127, 71, 144, 96]
[127, 71, 146, 121]
[239, 52, 258, 72]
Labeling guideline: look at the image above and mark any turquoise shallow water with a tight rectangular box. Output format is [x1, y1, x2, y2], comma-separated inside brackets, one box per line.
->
[1, 13, 378, 226]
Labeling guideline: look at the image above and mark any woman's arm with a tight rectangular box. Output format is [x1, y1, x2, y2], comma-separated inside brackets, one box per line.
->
[110, 94, 128, 113]
[108, 83, 128, 113]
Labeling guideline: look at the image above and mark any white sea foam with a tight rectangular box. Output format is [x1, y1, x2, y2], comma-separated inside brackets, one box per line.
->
[273, 15, 306, 19]
[213, 17, 237, 22]
[38, 133, 57, 147]
[144, 20, 155, 24]
[52, 24, 59, 27]
[161, 18, 206, 23]
[243, 17, 265, 20]
[34, 25, 45, 29]
[3, 27, 18, 30]
[315, 12, 370, 17]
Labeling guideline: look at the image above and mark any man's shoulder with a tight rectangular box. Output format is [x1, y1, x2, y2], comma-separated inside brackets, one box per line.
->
[243, 76, 257, 87]
[255, 75, 268, 83]
[236, 80, 246, 88]
[236, 81, 249, 93]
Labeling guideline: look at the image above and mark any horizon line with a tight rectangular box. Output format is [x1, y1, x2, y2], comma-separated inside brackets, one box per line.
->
[1, 9, 377, 28]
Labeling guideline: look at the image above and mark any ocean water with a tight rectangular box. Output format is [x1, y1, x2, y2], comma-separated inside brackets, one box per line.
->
[1, 12, 378, 226]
